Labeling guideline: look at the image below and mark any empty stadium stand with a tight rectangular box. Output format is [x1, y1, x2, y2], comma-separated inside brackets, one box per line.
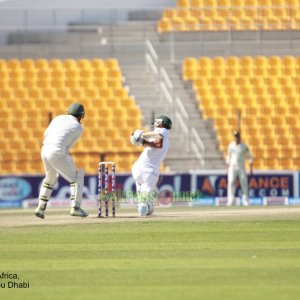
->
[183, 55, 300, 170]
[158, 0, 300, 32]
[1, 2, 300, 172]
[0, 58, 143, 174]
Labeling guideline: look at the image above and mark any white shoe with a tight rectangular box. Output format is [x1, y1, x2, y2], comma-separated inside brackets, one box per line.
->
[70, 207, 89, 217]
[242, 201, 249, 207]
[34, 207, 45, 219]
[226, 199, 233, 206]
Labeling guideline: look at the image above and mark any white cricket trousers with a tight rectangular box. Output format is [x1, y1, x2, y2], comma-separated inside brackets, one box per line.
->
[227, 166, 249, 204]
[132, 163, 159, 197]
[41, 146, 77, 185]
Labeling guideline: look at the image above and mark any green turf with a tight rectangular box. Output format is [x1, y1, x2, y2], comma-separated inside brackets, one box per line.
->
[1, 216, 300, 300]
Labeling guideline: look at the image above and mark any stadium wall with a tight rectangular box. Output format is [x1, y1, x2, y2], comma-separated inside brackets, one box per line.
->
[0, 0, 173, 44]
[0, 0, 174, 24]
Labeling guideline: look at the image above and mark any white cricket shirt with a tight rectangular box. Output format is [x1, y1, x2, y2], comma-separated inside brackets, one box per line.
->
[226, 141, 253, 169]
[43, 115, 83, 153]
[135, 127, 170, 175]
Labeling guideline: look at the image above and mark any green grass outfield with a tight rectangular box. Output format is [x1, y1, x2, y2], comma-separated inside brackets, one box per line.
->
[1, 207, 300, 300]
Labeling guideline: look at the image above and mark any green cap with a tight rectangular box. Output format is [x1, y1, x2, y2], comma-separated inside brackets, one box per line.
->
[67, 103, 85, 117]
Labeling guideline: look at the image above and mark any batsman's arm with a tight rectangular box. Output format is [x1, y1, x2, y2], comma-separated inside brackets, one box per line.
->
[141, 132, 162, 141]
[143, 137, 163, 149]
[141, 132, 163, 148]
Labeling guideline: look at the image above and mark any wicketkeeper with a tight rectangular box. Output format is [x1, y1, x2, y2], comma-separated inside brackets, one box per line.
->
[34, 102, 88, 218]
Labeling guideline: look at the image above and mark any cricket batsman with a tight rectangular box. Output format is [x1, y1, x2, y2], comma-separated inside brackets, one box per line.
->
[130, 115, 172, 216]
[226, 130, 253, 206]
[34, 102, 88, 218]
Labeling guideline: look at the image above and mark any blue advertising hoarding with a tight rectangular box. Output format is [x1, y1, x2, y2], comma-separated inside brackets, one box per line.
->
[0, 171, 298, 208]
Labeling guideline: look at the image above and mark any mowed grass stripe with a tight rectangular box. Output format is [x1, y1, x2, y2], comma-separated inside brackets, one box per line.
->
[0, 220, 300, 300]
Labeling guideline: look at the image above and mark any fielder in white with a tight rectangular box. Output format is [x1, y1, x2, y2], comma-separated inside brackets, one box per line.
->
[226, 130, 253, 206]
[130, 115, 172, 216]
[34, 103, 88, 218]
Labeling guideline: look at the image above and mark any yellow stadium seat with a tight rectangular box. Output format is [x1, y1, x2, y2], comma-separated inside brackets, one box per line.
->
[0, 59, 7, 69]
[280, 158, 293, 170]
[42, 88, 56, 98]
[253, 147, 265, 159]
[178, 8, 191, 19]
[199, 17, 213, 30]
[217, 0, 231, 17]
[162, 8, 177, 19]
[243, 105, 258, 116]
[227, 95, 242, 107]
[14, 88, 28, 99]
[0, 88, 14, 99]
[0, 79, 8, 89]
[171, 16, 185, 31]
[280, 147, 295, 159]
[212, 17, 228, 30]
[227, 56, 240, 67]
[203, 0, 218, 18]
[256, 116, 270, 127]
[228, 17, 242, 30]
[184, 57, 198, 69]
[287, 105, 300, 115]
[245, 0, 259, 17]
[63, 59, 77, 69]
[256, 95, 271, 107]
[77, 59, 92, 70]
[248, 136, 263, 148]
[185, 17, 200, 30]
[105, 59, 120, 71]
[35, 59, 49, 69]
[177, 0, 190, 7]
[224, 86, 239, 98]
[191, 0, 203, 7]
[157, 18, 172, 32]
[7, 59, 21, 69]
[272, 0, 287, 17]
[240, 16, 257, 30]
[271, 115, 285, 126]
[198, 56, 212, 69]
[91, 59, 105, 70]
[70, 88, 84, 99]
[221, 77, 234, 86]
[232, 5, 245, 19]
[21, 59, 35, 70]
[286, 115, 299, 127]
[190, 6, 204, 19]
[277, 136, 292, 148]
[49, 59, 63, 70]
[212, 56, 225, 69]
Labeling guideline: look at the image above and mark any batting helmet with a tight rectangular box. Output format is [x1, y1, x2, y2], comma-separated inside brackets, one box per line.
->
[154, 115, 172, 129]
[67, 102, 85, 118]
